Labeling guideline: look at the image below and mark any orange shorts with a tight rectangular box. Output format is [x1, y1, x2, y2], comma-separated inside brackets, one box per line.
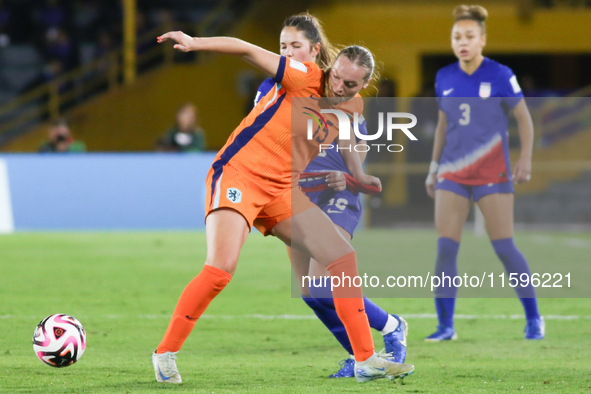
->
[205, 163, 315, 236]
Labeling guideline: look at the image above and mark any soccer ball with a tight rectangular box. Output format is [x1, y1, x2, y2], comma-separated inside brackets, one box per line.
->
[32, 314, 87, 367]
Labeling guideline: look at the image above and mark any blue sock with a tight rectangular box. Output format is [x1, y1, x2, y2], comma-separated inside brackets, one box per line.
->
[491, 238, 540, 320]
[303, 281, 353, 355]
[362, 298, 389, 331]
[434, 237, 460, 328]
[309, 278, 389, 331]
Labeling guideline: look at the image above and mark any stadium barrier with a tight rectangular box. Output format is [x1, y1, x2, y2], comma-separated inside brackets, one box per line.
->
[0, 153, 216, 232]
[1, 153, 589, 233]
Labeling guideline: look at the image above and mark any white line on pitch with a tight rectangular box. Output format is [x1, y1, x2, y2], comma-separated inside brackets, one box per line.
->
[2, 314, 589, 320]
[530, 234, 591, 249]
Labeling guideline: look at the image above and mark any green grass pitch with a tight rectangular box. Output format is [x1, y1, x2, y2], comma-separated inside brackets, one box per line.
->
[1, 230, 590, 393]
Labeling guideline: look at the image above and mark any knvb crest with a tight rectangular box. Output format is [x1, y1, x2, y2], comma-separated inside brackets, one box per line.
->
[227, 188, 242, 203]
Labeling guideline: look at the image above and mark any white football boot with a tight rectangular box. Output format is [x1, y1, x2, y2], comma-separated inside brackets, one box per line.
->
[354, 352, 414, 382]
[152, 351, 182, 383]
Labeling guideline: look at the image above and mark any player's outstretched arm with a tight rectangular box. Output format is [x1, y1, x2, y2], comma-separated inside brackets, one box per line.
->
[512, 98, 534, 184]
[158, 32, 281, 77]
[425, 110, 447, 198]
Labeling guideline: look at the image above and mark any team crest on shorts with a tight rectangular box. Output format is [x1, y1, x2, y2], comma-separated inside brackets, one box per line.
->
[479, 82, 491, 99]
[227, 188, 242, 203]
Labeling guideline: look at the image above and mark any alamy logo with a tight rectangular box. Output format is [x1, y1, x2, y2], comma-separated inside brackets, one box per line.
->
[227, 188, 242, 203]
[305, 109, 418, 153]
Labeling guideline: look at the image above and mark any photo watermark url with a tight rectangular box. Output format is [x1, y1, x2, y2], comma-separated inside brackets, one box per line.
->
[303, 272, 572, 292]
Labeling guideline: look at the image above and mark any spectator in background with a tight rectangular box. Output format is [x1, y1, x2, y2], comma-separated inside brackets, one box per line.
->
[22, 57, 77, 98]
[39, 119, 86, 153]
[73, 0, 102, 42]
[0, 0, 13, 47]
[155, 103, 206, 152]
[21, 57, 65, 96]
[33, 0, 69, 32]
[136, 10, 154, 55]
[94, 30, 116, 74]
[44, 27, 78, 71]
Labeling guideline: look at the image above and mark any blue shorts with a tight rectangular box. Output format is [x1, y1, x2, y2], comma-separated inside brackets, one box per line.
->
[305, 188, 361, 238]
[435, 178, 514, 202]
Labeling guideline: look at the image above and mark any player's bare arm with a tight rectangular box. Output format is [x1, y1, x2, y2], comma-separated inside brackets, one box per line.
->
[158, 32, 281, 77]
[426, 110, 448, 198]
[512, 98, 534, 184]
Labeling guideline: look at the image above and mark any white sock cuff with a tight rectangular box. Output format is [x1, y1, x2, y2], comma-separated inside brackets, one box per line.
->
[381, 314, 399, 335]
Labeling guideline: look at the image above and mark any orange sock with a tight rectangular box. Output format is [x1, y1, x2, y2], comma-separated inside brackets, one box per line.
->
[327, 251, 375, 362]
[156, 265, 232, 354]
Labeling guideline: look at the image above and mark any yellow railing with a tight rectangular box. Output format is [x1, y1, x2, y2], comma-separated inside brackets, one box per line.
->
[0, 0, 239, 143]
[0, 23, 178, 138]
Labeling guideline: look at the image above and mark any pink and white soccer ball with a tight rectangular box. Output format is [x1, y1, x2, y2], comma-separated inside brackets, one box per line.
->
[32, 314, 87, 367]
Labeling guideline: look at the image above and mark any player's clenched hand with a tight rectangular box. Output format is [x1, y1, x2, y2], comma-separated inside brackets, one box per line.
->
[513, 156, 532, 185]
[357, 174, 382, 191]
[425, 173, 436, 199]
[157, 31, 195, 52]
[425, 161, 439, 199]
[325, 171, 346, 192]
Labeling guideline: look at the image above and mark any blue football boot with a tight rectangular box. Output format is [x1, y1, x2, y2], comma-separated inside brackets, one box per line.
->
[328, 357, 355, 378]
[424, 325, 457, 341]
[525, 317, 545, 340]
[382, 315, 408, 363]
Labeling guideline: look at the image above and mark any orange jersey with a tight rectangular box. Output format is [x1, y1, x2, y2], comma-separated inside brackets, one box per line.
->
[207, 57, 364, 219]
[209, 56, 324, 195]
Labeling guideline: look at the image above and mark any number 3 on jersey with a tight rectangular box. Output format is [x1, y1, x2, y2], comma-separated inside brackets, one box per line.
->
[327, 198, 347, 213]
[459, 103, 470, 125]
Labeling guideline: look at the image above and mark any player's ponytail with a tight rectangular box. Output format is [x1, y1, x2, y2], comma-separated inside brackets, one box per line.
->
[283, 12, 338, 70]
[453, 5, 488, 34]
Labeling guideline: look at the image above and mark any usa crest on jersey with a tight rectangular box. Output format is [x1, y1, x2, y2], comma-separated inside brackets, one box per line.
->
[479, 82, 491, 98]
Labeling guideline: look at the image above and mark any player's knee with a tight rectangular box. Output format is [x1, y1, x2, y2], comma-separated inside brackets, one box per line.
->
[436, 228, 462, 242]
[204, 256, 238, 275]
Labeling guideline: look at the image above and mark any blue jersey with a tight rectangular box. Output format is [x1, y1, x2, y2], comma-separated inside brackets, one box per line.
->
[435, 57, 523, 185]
[254, 77, 368, 174]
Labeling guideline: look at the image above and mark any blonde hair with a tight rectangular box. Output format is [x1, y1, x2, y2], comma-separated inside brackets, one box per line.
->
[282, 12, 338, 70]
[322, 45, 377, 96]
[337, 45, 376, 82]
[453, 5, 488, 34]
